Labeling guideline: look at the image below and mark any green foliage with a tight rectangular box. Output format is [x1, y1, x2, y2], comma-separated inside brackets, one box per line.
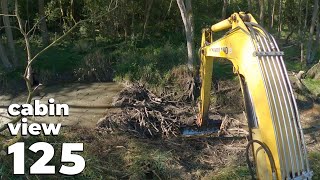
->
[302, 78, 320, 97]
[282, 44, 306, 71]
[1, 38, 188, 88]
[0, 68, 24, 91]
[212, 59, 235, 80]
[1, 0, 318, 88]
[284, 60, 304, 72]
[113, 42, 187, 86]
[74, 49, 113, 82]
[309, 151, 320, 179]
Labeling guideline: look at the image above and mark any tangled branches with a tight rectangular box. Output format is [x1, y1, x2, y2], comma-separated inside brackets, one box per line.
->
[97, 84, 197, 138]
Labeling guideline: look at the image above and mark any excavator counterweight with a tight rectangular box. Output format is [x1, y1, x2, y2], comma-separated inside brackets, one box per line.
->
[193, 12, 312, 180]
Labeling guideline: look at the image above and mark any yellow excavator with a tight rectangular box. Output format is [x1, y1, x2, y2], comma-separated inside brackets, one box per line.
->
[196, 12, 313, 180]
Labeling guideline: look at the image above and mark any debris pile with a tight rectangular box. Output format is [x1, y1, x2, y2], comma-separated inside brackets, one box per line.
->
[218, 114, 249, 137]
[97, 84, 197, 138]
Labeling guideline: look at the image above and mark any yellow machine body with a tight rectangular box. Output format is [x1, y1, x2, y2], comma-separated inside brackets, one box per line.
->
[198, 12, 312, 179]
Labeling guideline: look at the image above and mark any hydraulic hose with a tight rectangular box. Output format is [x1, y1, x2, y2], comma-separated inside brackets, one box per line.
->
[245, 140, 278, 180]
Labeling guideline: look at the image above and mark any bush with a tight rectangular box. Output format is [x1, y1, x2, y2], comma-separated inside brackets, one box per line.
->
[74, 49, 113, 82]
[113, 42, 187, 86]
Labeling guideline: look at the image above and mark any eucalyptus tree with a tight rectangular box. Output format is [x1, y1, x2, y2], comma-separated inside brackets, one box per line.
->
[176, 0, 194, 71]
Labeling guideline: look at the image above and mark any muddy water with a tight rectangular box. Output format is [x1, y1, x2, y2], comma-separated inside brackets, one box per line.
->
[0, 82, 123, 128]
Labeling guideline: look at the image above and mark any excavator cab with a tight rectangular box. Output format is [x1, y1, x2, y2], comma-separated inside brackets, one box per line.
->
[185, 12, 313, 180]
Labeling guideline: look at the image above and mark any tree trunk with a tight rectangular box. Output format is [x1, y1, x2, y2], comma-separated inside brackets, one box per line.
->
[222, 0, 227, 19]
[176, 0, 194, 71]
[70, 0, 75, 23]
[185, 0, 194, 36]
[310, 17, 320, 62]
[142, 0, 154, 39]
[59, 0, 66, 33]
[248, 0, 252, 12]
[298, 0, 302, 35]
[306, 0, 319, 65]
[298, 0, 304, 65]
[38, 0, 50, 46]
[267, 0, 272, 28]
[278, 0, 282, 37]
[165, 0, 174, 18]
[304, 0, 309, 30]
[15, 0, 33, 86]
[300, 43, 304, 64]
[271, 0, 275, 28]
[0, 40, 12, 69]
[259, 0, 265, 26]
[1, 0, 18, 66]
[131, 8, 135, 38]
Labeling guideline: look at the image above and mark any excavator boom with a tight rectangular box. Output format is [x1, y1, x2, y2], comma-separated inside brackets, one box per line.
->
[198, 12, 312, 179]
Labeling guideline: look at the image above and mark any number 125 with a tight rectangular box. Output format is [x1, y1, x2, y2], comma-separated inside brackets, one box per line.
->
[8, 142, 85, 175]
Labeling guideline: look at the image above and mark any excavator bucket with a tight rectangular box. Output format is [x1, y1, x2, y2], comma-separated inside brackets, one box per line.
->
[181, 117, 222, 137]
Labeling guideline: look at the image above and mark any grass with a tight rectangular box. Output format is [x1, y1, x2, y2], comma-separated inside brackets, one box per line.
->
[282, 43, 305, 72]
[207, 152, 320, 180]
[0, 127, 179, 179]
[0, 126, 255, 179]
[302, 78, 320, 96]
[309, 151, 320, 179]
[124, 140, 175, 179]
[206, 166, 250, 180]
[284, 59, 304, 72]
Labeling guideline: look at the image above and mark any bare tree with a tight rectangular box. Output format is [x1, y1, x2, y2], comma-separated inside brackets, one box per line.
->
[38, 0, 50, 45]
[222, 0, 227, 19]
[176, 0, 194, 71]
[306, 0, 319, 65]
[1, 0, 18, 66]
[259, 0, 265, 26]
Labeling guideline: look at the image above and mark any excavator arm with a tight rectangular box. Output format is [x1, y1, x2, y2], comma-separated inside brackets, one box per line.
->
[198, 12, 313, 179]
